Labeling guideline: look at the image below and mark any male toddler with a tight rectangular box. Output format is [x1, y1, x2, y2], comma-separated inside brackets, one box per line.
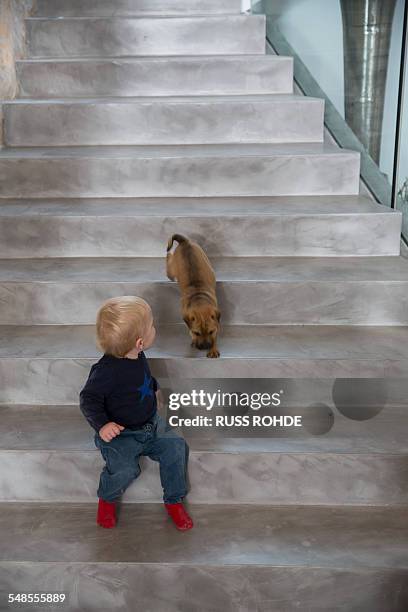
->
[79, 295, 193, 530]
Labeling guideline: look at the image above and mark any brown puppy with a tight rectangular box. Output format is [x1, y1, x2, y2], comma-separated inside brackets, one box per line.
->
[166, 234, 221, 358]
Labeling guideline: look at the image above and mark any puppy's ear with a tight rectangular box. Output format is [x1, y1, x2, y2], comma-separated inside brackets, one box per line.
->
[183, 315, 190, 327]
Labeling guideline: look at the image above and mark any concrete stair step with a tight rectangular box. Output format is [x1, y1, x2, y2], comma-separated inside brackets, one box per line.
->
[2, 502, 407, 566]
[26, 15, 266, 58]
[1, 403, 408, 504]
[2, 403, 408, 453]
[16, 55, 293, 97]
[1, 503, 407, 611]
[34, 0, 243, 17]
[1, 255, 408, 325]
[2, 325, 408, 407]
[0, 196, 399, 257]
[0, 143, 359, 198]
[1, 413, 408, 499]
[4, 95, 324, 146]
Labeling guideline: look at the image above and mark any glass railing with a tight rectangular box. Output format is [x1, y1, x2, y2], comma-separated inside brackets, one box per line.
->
[251, 0, 408, 243]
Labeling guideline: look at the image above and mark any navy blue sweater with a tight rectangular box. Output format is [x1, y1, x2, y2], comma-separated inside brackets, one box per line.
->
[79, 351, 159, 433]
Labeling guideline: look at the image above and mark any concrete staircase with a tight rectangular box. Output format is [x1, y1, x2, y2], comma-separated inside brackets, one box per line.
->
[1, 1, 408, 610]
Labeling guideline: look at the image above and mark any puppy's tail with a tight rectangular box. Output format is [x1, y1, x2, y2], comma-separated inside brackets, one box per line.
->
[167, 233, 189, 252]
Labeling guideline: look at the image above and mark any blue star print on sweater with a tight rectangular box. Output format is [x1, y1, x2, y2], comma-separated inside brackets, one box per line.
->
[137, 371, 154, 402]
[79, 351, 159, 433]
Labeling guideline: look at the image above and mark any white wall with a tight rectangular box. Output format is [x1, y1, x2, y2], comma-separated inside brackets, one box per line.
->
[245, 0, 407, 189]
[396, 26, 408, 195]
[269, 0, 345, 119]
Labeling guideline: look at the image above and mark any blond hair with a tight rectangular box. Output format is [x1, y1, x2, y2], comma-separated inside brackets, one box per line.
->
[96, 296, 151, 358]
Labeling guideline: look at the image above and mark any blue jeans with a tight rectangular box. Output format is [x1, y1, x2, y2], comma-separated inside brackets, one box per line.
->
[94, 412, 190, 504]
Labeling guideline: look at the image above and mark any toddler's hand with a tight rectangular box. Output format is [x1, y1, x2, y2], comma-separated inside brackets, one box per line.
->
[99, 422, 124, 442]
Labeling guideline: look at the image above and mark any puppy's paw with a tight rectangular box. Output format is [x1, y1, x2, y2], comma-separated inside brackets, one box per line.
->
[207, 348, 220, 358]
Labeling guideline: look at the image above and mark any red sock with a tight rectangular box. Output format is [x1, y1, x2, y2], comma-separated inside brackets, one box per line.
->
[97, 498, 117, 528]
[164, 502, 193, 530]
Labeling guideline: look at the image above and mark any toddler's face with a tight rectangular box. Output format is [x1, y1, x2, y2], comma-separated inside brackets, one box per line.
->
[142, 308, 156, 349]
